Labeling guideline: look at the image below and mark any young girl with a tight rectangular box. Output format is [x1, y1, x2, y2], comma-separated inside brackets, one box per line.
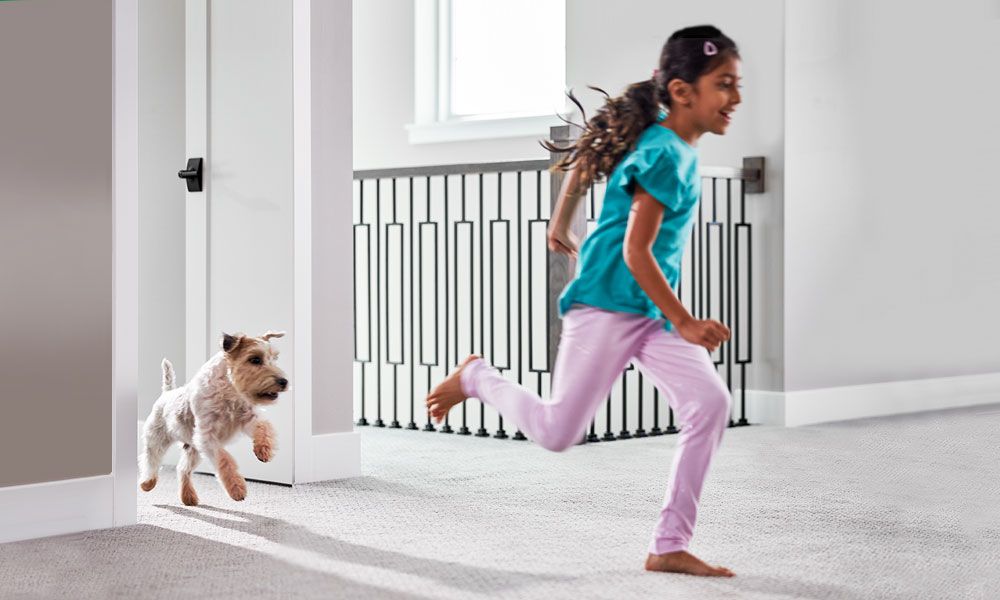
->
[427, 25, 741, 577]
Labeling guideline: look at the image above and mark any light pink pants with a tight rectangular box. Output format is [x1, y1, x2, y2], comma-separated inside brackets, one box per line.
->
[460, 305, 731, 555]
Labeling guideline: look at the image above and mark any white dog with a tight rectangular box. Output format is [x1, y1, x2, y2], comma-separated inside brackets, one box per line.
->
[138, 331, 288, 505]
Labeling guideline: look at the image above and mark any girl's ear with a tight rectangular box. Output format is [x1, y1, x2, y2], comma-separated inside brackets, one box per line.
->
[667, 79, 694, 108]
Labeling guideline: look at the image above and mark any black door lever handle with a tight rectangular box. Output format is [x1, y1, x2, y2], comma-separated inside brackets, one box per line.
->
[178, 157, 203, 192]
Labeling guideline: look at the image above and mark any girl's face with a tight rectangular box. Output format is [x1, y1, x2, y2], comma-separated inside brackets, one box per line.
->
[690, 55, 742, 135]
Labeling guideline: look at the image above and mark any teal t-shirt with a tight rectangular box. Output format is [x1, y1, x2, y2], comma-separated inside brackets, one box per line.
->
[558, 125, 700, 331]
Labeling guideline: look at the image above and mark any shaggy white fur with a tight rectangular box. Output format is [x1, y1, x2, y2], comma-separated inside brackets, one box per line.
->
[138, 331, 288, 505]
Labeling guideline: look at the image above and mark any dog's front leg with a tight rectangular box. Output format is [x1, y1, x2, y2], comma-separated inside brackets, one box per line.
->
[244, 418, 277, 463]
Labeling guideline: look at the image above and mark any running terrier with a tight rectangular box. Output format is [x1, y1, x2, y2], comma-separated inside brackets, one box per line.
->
[138, 331, 288, 505]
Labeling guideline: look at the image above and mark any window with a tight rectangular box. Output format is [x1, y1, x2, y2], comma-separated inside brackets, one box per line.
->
[409, 0, 566, 144]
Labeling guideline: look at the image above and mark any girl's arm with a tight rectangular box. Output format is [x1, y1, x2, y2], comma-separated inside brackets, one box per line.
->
[624, 186, 731, 351]
[547, 168, 584, 257]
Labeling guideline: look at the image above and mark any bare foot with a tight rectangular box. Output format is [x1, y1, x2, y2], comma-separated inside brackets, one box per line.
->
[139, 478, 157, 492]
[644, 551, 734, 577]
[425, 355, 480, 423]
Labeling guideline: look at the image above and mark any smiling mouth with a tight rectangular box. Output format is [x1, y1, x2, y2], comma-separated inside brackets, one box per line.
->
[257, 392, 279, 401]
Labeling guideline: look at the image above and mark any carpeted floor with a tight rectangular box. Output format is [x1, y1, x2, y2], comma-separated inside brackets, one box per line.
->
[2, 404, 999, 600]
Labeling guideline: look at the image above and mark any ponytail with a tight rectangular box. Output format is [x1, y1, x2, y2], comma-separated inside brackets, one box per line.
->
[542, 81, 662, 196]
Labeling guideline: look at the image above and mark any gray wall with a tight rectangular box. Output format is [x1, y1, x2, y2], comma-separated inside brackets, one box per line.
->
[0, 0, 113, 487]
[785, 0, 1000, 391]
[139, 0, 186, 417]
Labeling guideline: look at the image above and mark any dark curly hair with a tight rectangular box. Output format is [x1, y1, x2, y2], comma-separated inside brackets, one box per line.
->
[543, 25, 739, 195]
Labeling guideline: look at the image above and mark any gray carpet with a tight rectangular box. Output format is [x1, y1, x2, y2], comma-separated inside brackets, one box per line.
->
[2, 405, 999, 600]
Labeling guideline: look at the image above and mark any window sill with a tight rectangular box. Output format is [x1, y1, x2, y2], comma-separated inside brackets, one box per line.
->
[406, 114, 567, 145]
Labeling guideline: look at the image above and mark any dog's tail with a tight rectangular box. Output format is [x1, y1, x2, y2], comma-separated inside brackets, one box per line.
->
[161, 359, 176, 391]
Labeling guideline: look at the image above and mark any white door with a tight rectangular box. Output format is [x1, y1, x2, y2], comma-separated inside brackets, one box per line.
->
[185, 0, 295, 484]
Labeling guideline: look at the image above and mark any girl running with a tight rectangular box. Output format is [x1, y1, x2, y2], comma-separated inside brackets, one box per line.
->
[427, 25, 741, 577]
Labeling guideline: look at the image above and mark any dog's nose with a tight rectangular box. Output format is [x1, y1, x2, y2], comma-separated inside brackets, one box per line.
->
[277, 378, 288, 389]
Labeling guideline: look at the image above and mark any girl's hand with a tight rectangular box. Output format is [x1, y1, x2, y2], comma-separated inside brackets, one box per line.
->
[547, 225, 579, 258]
[677, 318, 731, 352]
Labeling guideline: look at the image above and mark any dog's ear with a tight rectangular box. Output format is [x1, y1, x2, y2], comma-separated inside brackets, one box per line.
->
[221, 332, 245, 353]
[261, 330, 286, 342]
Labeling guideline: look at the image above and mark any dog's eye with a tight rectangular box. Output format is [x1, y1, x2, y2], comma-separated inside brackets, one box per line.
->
[249, 356, 263, 365]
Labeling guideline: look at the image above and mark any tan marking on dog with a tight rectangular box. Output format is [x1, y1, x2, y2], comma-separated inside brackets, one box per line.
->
[215, 449, 246, 501]
[139, 478, 157, 492]
[253, 420, 277, 463]
[180, 477, 199, 506]
[223, 333, 289, 406]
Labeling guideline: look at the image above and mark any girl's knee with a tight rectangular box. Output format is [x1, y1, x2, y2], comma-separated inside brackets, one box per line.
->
[700, 387, 732, 426]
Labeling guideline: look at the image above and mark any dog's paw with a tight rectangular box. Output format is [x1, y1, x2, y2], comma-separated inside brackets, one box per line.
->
[180, 485, 199, 506]
[139, 478, 157, 492]
[226, 476, 247, 501]
[253, 442, 274, 463]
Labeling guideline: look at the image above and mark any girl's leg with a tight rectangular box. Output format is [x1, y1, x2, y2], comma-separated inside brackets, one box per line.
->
[632, 327, 733, 575]
[427, 306, 658, 452]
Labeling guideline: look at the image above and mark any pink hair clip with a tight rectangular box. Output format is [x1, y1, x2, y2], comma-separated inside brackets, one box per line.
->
[704, 41, 718, 56]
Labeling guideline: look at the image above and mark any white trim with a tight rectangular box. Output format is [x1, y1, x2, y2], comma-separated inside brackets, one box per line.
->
[185, 0, 210, 375]
[292, 0, 314, 485]
[113, 0, 139, 529]
[0, 476, 115, 544]
[296, 432, 362, 484]
[745, 390, 787, 426]
[407, 114, 566, 144]
[744, 372, 1000, 427]
[413, 0, 439, 125]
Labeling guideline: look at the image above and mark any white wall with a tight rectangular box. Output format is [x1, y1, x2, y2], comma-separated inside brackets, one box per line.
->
[353, 0, 786, 391]
[785, 0, 1000, 391]
[139, 0, 186, 417]
[352, 0, 547, 169]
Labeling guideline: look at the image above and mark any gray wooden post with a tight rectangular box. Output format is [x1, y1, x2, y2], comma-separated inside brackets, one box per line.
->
[546, 125, 587, 372]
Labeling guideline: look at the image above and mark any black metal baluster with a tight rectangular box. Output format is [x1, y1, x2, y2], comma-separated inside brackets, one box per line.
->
[618, 369, 632, 440]
[387, 179, 403, 428]
[513, 171, 531, 441]
[422, 177, 437, 432]
[456, 175, 472, 435]
[494, 172, 509, 440]
[374, 179, 384, 427]
[736, 179, 752, 426]
[441, 175, 453, 434]
[355, 181, 370, 426]
[477, 173, 489, 437]
[635, 372, 647, 437]
[603, 395, 615, 441]
[650, 388, 663, 436]
[408, 177, 418, 430]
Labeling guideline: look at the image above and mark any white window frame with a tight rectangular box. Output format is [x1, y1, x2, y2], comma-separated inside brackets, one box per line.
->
[408, 0, 566, 144]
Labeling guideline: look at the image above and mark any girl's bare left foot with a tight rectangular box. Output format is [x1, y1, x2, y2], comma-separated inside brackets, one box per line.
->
[644, 551, 734, 577]
[425, 355, 480, 423]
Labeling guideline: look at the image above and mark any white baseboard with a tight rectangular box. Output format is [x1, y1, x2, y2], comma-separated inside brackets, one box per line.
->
[138, 421, 361, 485]
[0, 475, 114, 544]
[295, 431, 361, 484]
[746, 372, 1000, 427]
